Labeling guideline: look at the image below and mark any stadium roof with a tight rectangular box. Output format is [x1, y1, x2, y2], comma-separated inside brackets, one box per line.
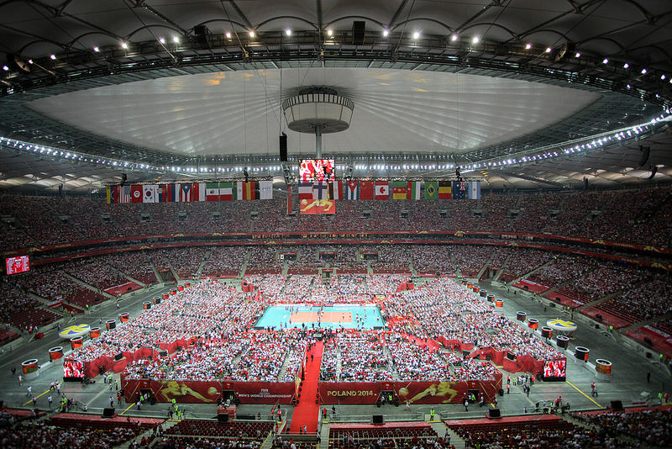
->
[0, 0, 671, 191]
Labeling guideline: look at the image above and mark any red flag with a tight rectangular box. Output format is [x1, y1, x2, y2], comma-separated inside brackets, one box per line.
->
[359, 181, 374, 200]
[130, 185, 143, 203]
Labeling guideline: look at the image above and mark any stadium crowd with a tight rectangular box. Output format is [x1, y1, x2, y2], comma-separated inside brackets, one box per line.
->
[68, 275, 546, 384]
[1, 186, 671, 253]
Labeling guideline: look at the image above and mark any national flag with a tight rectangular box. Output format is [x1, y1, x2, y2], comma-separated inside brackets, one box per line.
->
[259, 180, 273, 200]
[359, 181, 374, 200]
[438, 181, 452, 200]
[130, 184, 143, 203]
[160, 184, 176, 202]
[328, 180, 343, 200]
[143, 184, 159, 203]
[206, 182, 221, 201]
[219, 181, 235, 201]
[392, 181, 410, 200]
[424, 181, 438, 200]
[411, 181, 422, 200]
[345, 180, 359, 200]
[120, 185, 131, 203]
[178, 183, 193, 202]
[374, 180, 389, 200]
[195, 182, 205, 202]
[242, 181, 258, 200]
[467, 181, 481, 200]
[313, 181, 329, 200]
[452, 181, 465, 199]
[298, 181, 313, 200]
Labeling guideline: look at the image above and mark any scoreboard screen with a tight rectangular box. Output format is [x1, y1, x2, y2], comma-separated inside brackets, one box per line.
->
[5, 255, 30, 275]
[300, 159, 335, 182]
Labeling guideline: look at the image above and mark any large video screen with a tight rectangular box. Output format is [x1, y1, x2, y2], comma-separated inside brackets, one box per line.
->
[299, 198, 336, 215]
[5, 255, 30, 275]
[543, 358, 567, 381]
[300, 159, 335, 182]
[63, 359, 85, 379]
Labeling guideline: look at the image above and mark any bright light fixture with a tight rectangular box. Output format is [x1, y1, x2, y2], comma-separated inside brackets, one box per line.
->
[225, 32, 232, 39]
[602, 57, 609, 64]
[525, 43, 532, 50]
[173, 35, 180, 43]
[383, 29, 389, 37]
[326, 29, 333, 37]
[50, 54, 56, 60]
[285, 28, 292, 36]
[120, 42, 128, 49]
[623, 63, 629, 69]
[159, 37, 166, 44]
[641, 68, 647, 74]
[2, 65, 8, 71]
[575, 52, 581, 58]
[545, 47, 552, 53]
[451, 33, 459, 42]
[472, 35, 480, 44]
[412, 31, 420, 40]
[93, 46, 100, 52]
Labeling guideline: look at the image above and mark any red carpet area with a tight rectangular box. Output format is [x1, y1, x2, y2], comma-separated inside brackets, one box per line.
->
[289, 340, 324, 434]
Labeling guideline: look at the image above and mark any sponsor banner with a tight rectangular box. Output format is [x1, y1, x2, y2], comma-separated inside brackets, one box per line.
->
[121, 379, 294, 404]
[319, 379, 502, 405]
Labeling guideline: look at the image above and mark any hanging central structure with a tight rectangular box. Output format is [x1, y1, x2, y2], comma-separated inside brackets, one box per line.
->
[282, 87, 354, 157]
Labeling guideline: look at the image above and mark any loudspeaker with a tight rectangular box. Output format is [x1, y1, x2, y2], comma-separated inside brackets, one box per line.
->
[217, 413, 230, 422]
[639, 145, 650, 167]
[488, 408, 501, 418]
[372, 414, 384, 424]
[102, 407, 115, 418]
[279, 133, 288, 161]
[611, 401, 623, 411]
[352, 21, 365, 45]
[194, 25, 211, 48]
[610, 400, 623, 411]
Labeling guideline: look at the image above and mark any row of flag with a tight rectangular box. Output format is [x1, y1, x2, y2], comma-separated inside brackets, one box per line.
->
[106, 181, 274, 204]
[298, 180, 481, 200]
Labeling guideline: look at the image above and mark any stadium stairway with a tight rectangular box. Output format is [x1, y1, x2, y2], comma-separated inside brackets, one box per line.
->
[508, 259, 554, 286]
[195, 249, 212, 278]
[289, 340, 324, 434]
[435, 423, 465, 449]
[109, 265, 147, 288]
[63, 272, 115, 300]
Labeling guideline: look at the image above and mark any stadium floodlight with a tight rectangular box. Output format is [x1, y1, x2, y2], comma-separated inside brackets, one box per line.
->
[412, 31, 420, 40]
[93, 46, 100, 52]
[383, 29, 389, 37]
[525, 43, 532, 50]
[120, 41, 128, 49]
[159, 37, 166, 44]
[173, 35, 180, 43]
[285, 28, 292, 37]
[50, 54, 56, 60]
[623, 63, 629, 69]
[225, 32, 232, 39]
[602, 57, 609, 64]
[472, 35, 480, 44]
[641, 68, 647, 75]
[575, 52, 581, 58]
[451, 33, 459, 42]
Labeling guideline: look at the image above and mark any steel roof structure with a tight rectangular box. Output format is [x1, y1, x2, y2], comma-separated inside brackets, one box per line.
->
[0, 0, 671, 191]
